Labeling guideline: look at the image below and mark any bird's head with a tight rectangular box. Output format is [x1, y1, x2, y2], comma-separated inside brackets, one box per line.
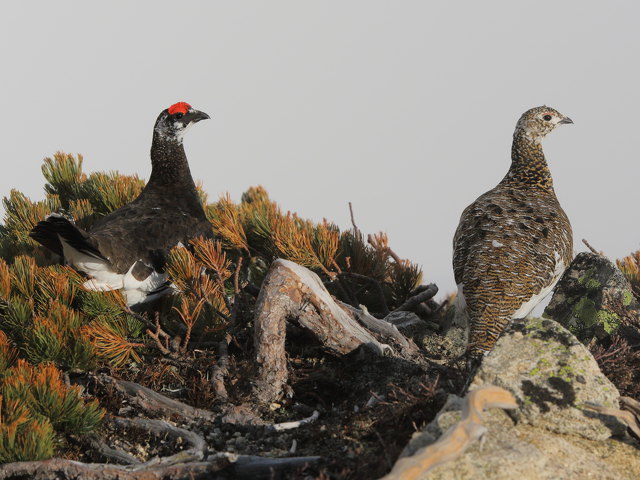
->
[515, 106, 573, 143]
[154, 102, 210, 143]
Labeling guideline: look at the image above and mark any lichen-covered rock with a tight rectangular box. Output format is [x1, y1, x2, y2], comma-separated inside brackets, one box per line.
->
[471, 316, 625, 440]
[397, 394, 640, 480]
[544, 252, 640, 345]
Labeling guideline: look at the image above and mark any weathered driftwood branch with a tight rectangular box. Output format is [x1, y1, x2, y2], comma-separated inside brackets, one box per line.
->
[382, 386, 518, 479]
[253, 259, 392, 403]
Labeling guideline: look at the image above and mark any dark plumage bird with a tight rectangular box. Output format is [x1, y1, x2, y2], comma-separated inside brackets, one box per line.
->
[30, 102, 212, 305]
[453, 106, 574, 357]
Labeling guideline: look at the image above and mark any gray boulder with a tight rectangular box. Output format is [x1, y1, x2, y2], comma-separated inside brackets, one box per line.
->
[544, 252, 640, 345]
[396, 394, 640, 480]
[471, 316, 624, 441]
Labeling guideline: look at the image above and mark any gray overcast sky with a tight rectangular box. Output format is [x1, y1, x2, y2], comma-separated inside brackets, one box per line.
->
[1, 1, 639, 298]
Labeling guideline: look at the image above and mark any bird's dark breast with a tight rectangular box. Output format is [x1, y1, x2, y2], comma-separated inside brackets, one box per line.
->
[89, 204, 211, 274]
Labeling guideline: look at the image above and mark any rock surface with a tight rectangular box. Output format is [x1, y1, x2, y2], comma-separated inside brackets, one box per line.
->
[389, 316, 638, 480]
[472, 316, 624, 440]
[545, 252, 640, 345]
[398, 394, 640, 480]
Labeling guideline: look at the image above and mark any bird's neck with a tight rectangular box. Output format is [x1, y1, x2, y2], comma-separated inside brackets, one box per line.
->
[501, 129, 554, 192]
[147, 134, 197, 189]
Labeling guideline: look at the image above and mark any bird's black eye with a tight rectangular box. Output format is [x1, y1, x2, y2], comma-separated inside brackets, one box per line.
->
[543, 114, 552, 121]
[174, 113, 184, 120]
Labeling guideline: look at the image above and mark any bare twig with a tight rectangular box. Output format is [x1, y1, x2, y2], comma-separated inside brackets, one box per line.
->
[348, 201, 360, 234]
[267, 410, 320, 432]
[146, 313, 172, 357]
[582, 238, 600, 255]
[233, 255, 244, 295]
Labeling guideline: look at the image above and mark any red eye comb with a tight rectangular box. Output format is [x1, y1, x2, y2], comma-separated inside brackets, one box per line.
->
[168, 102, 191, 115]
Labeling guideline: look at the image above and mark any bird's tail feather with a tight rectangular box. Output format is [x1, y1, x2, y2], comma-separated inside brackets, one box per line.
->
[29, 214, 105, 260]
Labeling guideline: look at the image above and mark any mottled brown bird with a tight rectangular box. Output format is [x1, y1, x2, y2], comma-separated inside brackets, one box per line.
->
[453, 106, 573, 357]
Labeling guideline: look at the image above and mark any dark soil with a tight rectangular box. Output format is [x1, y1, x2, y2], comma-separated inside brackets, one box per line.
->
[67, 320, 466, 479]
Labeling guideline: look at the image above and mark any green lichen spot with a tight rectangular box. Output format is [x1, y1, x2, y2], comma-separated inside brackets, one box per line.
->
[529, 367, 540, 376]
[597, 310, 620, 334]
[558, 365, 574, 381]
[572, 297, 597, 328]
[578, 269, 601, 290]
[623, 290, 633, 306]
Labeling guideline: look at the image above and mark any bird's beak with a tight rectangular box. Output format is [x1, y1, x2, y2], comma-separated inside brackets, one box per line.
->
[185, 109, 211, 124]
[559, 117, 573, 124]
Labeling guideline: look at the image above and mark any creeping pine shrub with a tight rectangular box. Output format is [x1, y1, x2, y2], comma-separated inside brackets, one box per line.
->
[617, 250, 640, 300]
[0, 152, 431, 462]
[0, 336, 103, 462]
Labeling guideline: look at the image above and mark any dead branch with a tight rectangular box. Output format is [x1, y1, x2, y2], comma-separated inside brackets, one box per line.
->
[0, 453, 321, 480]
[81, 435, 142, 465]
[211, 333, 231, 399]
[98, 374, 216, 422]
[267, 410, 320, 432]
[233, 255, 244, 295]
[98, 374, 264, 426]
[0, 458, 228, 480]
[253, 259, 392, 403]
[582, 238, 601, 255]
[393, 284, 439, 313]
[347, 303, 422, 360]
[382, 386, 518, 479]
[108, 416, 207, 465]
[348, 201, 360, 234]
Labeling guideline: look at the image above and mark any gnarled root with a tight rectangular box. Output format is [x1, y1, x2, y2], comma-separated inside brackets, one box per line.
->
[253, 259, 395, 403]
